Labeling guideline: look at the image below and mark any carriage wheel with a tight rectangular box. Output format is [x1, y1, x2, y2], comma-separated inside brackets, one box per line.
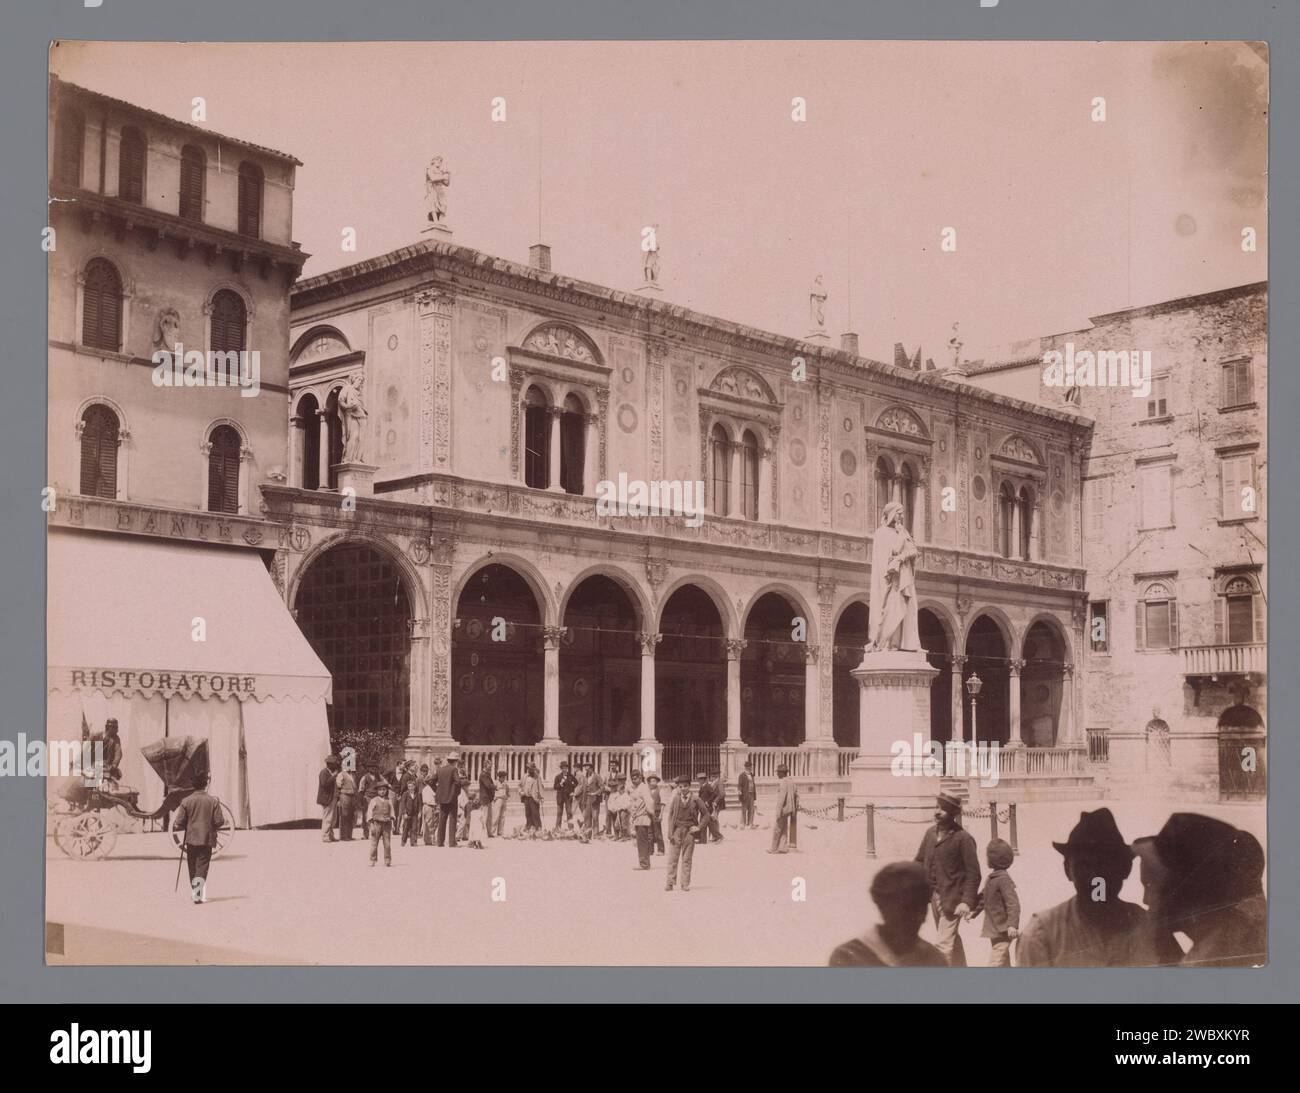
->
[58, 813, 118, 860]
[169, 800, 236, 858]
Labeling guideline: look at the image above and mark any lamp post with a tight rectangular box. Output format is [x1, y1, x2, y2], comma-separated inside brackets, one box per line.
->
[966, 672, 983, 751]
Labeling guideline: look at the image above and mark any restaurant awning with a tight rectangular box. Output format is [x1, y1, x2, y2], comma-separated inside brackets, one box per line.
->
[47, 529, 332, 704]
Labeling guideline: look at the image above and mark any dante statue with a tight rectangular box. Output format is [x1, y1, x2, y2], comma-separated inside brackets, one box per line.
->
[424, 155, 450, 224]
[809, 274, 827, 329]
[865, 501, 920, 652]
[338, 371, 368, 463]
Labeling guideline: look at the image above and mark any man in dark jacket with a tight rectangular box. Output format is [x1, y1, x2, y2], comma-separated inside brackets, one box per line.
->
[552, 761, 578, 830]
[913, 792, 980, 966]
[171, 772, 226, 904]
[737, 760, 756, 828]
[317, 754, 340, 843]
[577, 763, 603, 840]
[478, 766, 497, 837]
[434, 750, 464, 847]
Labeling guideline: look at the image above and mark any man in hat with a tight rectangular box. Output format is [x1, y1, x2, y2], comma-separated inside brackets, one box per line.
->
[434, 750, 464, 847]
[737, 759, 757, 828]
[1132, 813, 1266, 968]
[101, 718, 124, 784]
[628, 769, 657, 869]
[317, 754, 341, 843]
[1018, 808, 1167, 967]
[577, 761, 603, 840]
[647, 774, 666, 854]
[829, 861, 948, 966]
[665, 774, 709, 891]
[913, 793, 980, 966]
[478, 764, 497, 838]
[694, 771, 715, 844]
[171, 771, 226, 904]
[553, 760, 578, 830]
[768, 763, 798, 853]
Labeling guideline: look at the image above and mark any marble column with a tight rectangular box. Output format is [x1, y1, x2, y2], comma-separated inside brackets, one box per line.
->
[546, 407, 563, 491]
[1008, 657, 1026, 746]
[950, 653, 968, 743]
[728, 442, 743, 518]
[725, 638, 747, 742]
[316, 409, 330, 489]
[802, 646, 821, 742]
[542, 626, 566, 741]
[637, 632, 661, 744]
[584, 412, 600, 495]
[1060, 662, 1076, 745]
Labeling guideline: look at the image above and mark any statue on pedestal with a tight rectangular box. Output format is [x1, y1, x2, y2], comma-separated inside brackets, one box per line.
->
[424, 155, 450, 226]
[865, 501, 920, 652]
[338, 371, 368, 463]
[809, 275, 828, 331]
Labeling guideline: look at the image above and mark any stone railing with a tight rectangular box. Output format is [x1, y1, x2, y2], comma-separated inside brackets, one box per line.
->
[413, 744, 646, 784]
[1182, 643, 1266, 677]
[1001, 746, 1088, 777]
[745, 747, 814, 780]
[836, 749, 861, 777]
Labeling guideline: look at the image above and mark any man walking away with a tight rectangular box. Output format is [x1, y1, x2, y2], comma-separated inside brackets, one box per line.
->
[435, 750, 463, 847]
[707, 772, 725, 842]
[738, 760, 756, 828]
[336, 764, 358, 841]
[628, 770, 656, 869]
[665, 775, 708, 892]
[317, 754, 340, 843]
[171, 771, 226, 904]
[768, 764, 797, 853]
[914, 792, 980, 966]
[647, 774, 665, 855]
[478, 765, 497, 838]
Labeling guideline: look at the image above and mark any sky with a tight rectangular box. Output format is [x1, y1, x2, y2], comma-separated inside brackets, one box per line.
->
[50, 40, 1267, 363]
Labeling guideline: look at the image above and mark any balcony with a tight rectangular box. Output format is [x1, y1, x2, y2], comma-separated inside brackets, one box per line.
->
[1182, 643, 1266, 679]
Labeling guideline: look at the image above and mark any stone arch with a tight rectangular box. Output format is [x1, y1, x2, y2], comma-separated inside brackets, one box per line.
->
[290, 530, 427, 622]
[560, 564, 652, 632]
[875, 404, 930, 440]
[520, 321, 603, 366]
[918, 599, 959, 649]
[454, 551, 556, 628]
[653, 573, 738, 639]
[291, 323, 350, 362]
[741, 582, 819, 645]
[968, 605, 1018, 653]
[709, 365, 777, 404]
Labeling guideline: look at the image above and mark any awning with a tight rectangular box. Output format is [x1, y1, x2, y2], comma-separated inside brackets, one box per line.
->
[47, 529, 332, 703]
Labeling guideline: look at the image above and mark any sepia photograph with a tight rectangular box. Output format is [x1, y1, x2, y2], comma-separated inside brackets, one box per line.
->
[41, 38, 1267, 970]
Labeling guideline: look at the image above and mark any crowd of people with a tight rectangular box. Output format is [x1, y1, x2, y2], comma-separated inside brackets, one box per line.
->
[830, 793, 1267, 969]
[314, 752, 779, 879]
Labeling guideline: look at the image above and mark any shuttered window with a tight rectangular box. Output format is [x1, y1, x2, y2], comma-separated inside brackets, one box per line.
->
[1217, 576, 1264, 645]
[740, 430, 760, 521]
[81, 259, 123, 351]
[55, 107, 84, 187]
[210, 290, 247, 354]
[79, 405, 119, 499]
[1136, 581, 1178, 651]
[1220, 454, 1255, 519]
[1222, 359, 1254, 408]
[118, 127, 146, 204]
[179, 145, 205, 221]
[237, 162, 263, 239]
[206, 425, 242, 514]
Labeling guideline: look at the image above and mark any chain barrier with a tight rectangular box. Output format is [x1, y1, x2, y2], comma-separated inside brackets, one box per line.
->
[791, 796, 1019, 858]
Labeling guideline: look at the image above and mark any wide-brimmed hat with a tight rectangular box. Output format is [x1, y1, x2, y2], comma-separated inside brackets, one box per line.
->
[1134, 813, 1261, 901]
[936, 792, 962, 816]
[1052, 808, 1132, 857]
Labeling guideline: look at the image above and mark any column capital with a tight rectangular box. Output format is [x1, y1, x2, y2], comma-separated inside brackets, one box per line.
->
[1062, 662, 1075, 679]
[724, 638, 748, 661]
[802, 645, 820, 665]
[637, 631, 663, 656]
[1008, 657, 1027, 676]
[541, 625, 568, 650]
[950, 653, 969, 670]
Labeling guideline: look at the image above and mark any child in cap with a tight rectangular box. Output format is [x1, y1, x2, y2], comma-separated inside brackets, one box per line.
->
[367, 783, 394, 867]
[976, 838, 1021, 966]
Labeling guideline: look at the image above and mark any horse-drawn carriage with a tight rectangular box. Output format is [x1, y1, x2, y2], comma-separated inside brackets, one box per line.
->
[49, 735, 235, 860]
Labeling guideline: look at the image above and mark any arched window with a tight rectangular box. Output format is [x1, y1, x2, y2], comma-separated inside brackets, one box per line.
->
[559, 394, 586, 495]
[899, 461, 917, 533]
[1018, 485, 1035, 559]
[237, 162, 263, 239]
[118, 126, 146, 205]
[1137, 581, 1179, 651]
[81, 258, 123, 352]
[523, 386, 550, 489]
[55, 107, 84, 188]
[296, 393, 320, 491]
[710, 423, 731, 517]
[874, 456, 894, 527]
[205, 425, 242, 513]
[998, 482, 1017, 558]
[1220, 575, 1262, 645]
[179, 144, 205, 221]
[79, 404, 120, 499]
[210, 290, 247, 354]
[739, 430, 760, 520]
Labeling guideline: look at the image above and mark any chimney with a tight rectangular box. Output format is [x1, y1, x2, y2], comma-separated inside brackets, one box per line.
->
[529, 243, 552, 272]
[840, 332, 860, 356]
[893, 343, 910, 369]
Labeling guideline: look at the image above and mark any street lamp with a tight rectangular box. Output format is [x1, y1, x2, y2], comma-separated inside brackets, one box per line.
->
[965, 672, 984, 749]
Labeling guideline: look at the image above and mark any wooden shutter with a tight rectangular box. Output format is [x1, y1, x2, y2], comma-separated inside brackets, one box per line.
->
[79, 406, 118, 498]
[1135, 599, 1145, 651]
[210, 291, 246, 353]
[81, 260, 122, 351]
[56, 109, 84, 187]
[237, 164, 262, 238]
[179, 147, 204, 220]
[1254, 591, 1266, 643]
[119, 129, 145, 204]
[1214, 595, 1225, 645]
[1168, 599, 1179, 650]
[207, 427, 241, 513]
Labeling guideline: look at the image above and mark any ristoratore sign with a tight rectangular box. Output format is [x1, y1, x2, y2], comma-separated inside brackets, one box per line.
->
[57, 668, 258, 699]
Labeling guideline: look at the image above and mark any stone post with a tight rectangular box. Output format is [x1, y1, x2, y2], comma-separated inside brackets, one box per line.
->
[637, 632, 661, 749]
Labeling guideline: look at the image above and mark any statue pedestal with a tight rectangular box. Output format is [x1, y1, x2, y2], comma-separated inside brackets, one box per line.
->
[848, 649, 942, 800]
[333, 461, 378, 498]
[636, 281, 663, 296]
[805, 330, 830, 342]
[421, 222, 453, 240]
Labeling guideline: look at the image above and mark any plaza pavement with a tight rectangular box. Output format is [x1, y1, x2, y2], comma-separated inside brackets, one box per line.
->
[45, 797, 1267, 966]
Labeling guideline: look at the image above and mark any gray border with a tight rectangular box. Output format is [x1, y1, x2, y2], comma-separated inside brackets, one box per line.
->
[2, 0, 1295, 1003]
